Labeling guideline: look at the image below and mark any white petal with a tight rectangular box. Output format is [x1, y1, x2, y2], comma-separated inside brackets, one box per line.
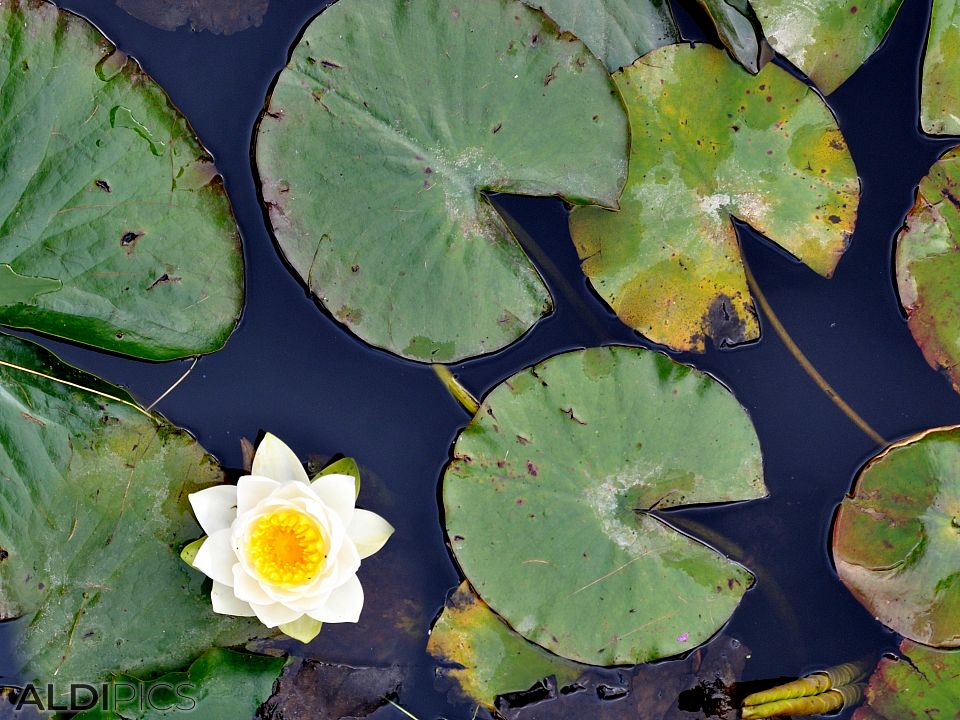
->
[278, 589, 332, 614]
[211, 581, 255, 617]
[335, 531, 362, 578]
[252, 433, 309, 484]
[347, 509, 394, 559]
[310, 473, 355, 523]
[237, 475, 280, 515]
[192, 528, 237, 587]
[307, 574, 364, 623]
[250, 601, 304, 628]
[232, 564, 273, 605]
[188, 485, 237, 535]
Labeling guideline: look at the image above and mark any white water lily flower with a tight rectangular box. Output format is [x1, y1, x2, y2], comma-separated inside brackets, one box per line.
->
[187, 434, 394, 642]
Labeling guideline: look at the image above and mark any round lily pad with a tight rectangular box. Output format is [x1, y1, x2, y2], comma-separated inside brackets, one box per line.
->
[523, 0, 679, 72]
[922, 0, 960, 135]
[833, 426, 960, 647]
[0, 0, 243, 360]
[569, 43, 859, 353]
[443, 346, 766, 665]
[751, 0, 903, 94]
[256, 0, 628, 363]
[896, 148, 960, 395]
[853, 641, 960, 720]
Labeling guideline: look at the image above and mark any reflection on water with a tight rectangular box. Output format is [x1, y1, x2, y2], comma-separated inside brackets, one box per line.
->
[115, 0, 269, 34]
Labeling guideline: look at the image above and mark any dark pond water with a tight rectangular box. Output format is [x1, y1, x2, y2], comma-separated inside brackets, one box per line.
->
[3, 0, 960, 717]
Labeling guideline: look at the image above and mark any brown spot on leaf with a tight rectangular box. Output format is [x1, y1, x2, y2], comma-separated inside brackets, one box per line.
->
[95, 179, 111, 192]
[704, 294, 749, 348]
[146, 273, 181, 291]
[526, 461, 538, 476]
[544, 62, 559, 86]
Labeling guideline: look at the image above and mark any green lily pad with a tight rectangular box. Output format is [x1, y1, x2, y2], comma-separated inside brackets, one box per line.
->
[427, 582, 582, 708]
[255, 0, 628, 363]
[570, 43, 859, 353]
[0, 332, 260, 695]
[852, 641, 960, 720]
[833, 426, 960, 647]
[751, 0, 903, 94]
[922, 0, 960, 135]
[0, 1, 243, 360]
[73, 649, 286, 719]
[896, 148, 960, 395]
[443, 346, 766, 665]
[697, 0, 772, 74]
[522, 0, 679, 71]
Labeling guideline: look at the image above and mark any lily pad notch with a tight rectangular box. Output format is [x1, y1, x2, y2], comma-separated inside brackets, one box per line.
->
[443, 346, 767, 665]
[256, 0, 629, 363]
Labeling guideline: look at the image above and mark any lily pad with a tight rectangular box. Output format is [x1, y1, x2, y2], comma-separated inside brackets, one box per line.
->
[852, 641, 960, 720]
[255, 0, 628, 363]
[257, 658, 403, 720]
[522, 0, 679, 71]
[922, 0, 960, 135]
[896, 148, 960, 394]
[570, 43, 859, 353]
[697, 0, 772, 74]
[0, 332, 260, 695]
[0, 0, 243, 360]
[74, 649, 286, 719]
[751, 0, 903, 94]
[833, 425, 960, 647]
[443, 346, 766, 665]
[116, 0, 269, 35]
[427, 582, 582, 708]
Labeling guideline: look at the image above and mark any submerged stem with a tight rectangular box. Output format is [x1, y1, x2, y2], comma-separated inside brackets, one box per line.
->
[386, 698, 422, 720]
[741, 258, 886, 446]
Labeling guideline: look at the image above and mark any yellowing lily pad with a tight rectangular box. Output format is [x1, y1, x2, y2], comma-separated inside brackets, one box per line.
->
[833, 426, 960, 648]
[0, 1, 243, 360]
[570, 44, 859, 353]
[751, 0, 904, 94]
[896, 148, 960, 394]
[922, 0, 960, 135]
[443, 347, 766, 665]
[256, 0, 628, 363]
[522, 0, 679, 71]
[852, 641, 960, 720]
[0, 332, 260, 695]
[428, 582, 582, 708]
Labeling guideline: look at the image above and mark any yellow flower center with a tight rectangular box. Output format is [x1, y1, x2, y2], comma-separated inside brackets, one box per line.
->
[246, 508, 327, 587]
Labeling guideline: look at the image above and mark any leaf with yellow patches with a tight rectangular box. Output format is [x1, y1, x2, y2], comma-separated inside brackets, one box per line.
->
[571, 43, 859, 353]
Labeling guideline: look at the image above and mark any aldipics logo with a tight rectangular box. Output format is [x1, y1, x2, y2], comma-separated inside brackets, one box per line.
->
[2, 681, 198, 713]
